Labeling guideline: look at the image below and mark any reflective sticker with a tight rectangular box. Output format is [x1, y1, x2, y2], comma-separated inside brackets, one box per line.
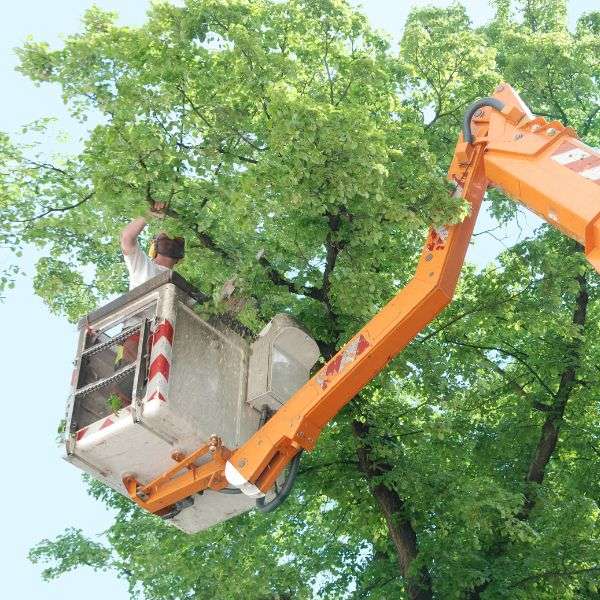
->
[146, 390, 167, 402]
[148, 354, 170, 381]
[145, 319, 174, 404]
[315, 334, 370, 390]
[427, 227, 449, 252]
[581, 166, 600, 182]
[552, 147, 590, 165]
[550, 141, 600, 186]
[76, 427, 89, 441]
[75, 406, 132, 442]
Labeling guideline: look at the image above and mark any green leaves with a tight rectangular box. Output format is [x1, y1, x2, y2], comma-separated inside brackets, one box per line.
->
[28, 528, 113, 581]
[33, 257, 98, 322]
[5, 0, 462, 336]
[399, 4, 499, 157]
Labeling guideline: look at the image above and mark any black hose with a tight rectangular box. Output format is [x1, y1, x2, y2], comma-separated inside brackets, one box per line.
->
[255, 450, 303, 513]
[462, 97, 506, 144]
[161, 496, 195, 519]
[217, 486, 242, 495]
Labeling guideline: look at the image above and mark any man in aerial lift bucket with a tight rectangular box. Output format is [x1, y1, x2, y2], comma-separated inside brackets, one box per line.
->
[116, 202, 185, 365]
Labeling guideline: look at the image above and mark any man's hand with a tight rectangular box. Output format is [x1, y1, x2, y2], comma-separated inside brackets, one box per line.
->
[148, 201, 167, 219]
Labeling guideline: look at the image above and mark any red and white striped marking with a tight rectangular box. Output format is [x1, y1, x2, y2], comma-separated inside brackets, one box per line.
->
[551, 141, 600, 185]
[76, 405, 132, 441]
[146, 319, 174, 403]
[75, 319, 174, 442]
[427, 226, 449, 252]
[316, 334, 370, 390]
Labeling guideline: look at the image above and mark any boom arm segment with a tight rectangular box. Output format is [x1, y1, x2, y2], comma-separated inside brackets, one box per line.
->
[125, 84, 600, 514]
[223, 153, 489, 498]
[452, 84, 600, 269]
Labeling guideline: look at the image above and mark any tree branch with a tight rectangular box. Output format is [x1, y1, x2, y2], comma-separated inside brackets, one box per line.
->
[23, 158, 69, 176]
[444, 338, 556, 400]
[519, 272, 588, 518]
[470, 268, 589, 599]
[177, 83, 266, 153]
[256, 251, 325, 302]
[169, 206, 327, 305]
[417, 281, 536, 345]
[322, 31, 335, 104]
[10, 192, 94, 223]
[510, 566, 600, 587]
[321, 210, 348, 311]
[581, 105, 600, 138]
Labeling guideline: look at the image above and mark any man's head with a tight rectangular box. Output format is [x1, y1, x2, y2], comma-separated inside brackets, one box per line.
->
[151, 233, 185, 268]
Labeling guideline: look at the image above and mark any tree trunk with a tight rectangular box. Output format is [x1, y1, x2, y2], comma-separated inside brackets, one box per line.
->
[353, 421, 433, 600]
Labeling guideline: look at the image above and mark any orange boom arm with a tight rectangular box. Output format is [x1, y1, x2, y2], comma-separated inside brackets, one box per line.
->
[125, 84, 600, 514]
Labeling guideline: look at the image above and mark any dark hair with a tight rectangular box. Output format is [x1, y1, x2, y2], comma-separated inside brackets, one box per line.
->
[155, 233, 185, 259]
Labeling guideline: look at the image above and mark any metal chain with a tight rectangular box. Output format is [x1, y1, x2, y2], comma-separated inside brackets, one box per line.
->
[81, 324, 142, 358]
[75, 363, 136, 398]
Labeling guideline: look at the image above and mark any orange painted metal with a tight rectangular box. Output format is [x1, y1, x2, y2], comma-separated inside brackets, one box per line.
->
[123, 442, 231, 514]
[451, 84, 600, 270]
[130, 84, 600, 516]
[228, 149, 488, 492]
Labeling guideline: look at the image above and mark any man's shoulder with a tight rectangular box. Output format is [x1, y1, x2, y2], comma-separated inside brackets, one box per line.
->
[124, 243, 146, 264]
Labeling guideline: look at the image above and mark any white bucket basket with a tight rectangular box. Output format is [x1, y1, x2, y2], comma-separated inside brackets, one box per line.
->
[64, 272, 319, 533]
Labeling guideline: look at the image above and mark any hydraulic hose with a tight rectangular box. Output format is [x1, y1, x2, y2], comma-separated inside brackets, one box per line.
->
[255, 450, 303, 513]
[217, 486, 242, 495]
[462, 97, 506, 144]
[161, 496, 195, 519]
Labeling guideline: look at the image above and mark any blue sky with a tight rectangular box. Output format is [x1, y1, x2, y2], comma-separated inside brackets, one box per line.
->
[1, 1, 596, 599]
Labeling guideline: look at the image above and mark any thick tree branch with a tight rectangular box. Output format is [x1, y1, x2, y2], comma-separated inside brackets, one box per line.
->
[519, 272, 588, 518]
[353, 420, 432, 600]
[165, 205, 328, 306]
[187, 222, 231, 261]
[256, 251, 326, 303]
[469, 269, 589, 599]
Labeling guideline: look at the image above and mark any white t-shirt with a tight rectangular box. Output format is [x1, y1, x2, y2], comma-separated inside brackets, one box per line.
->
[124, 243, 169, 290]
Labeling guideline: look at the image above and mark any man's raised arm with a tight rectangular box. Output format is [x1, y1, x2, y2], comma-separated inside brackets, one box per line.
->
[120, 203, 166, 255]
[120, 216, 148, 255]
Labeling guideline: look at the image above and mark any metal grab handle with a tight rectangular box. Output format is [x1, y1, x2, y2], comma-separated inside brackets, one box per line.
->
[74, 363, 136, 398]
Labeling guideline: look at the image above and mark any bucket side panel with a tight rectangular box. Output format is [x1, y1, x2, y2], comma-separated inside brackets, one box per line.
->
[73, 411, 175, 491]
[164, 305, 258, 449]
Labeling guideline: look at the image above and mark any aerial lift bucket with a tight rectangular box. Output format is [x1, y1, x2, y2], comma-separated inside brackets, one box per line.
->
[63, 271, 319, 532]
